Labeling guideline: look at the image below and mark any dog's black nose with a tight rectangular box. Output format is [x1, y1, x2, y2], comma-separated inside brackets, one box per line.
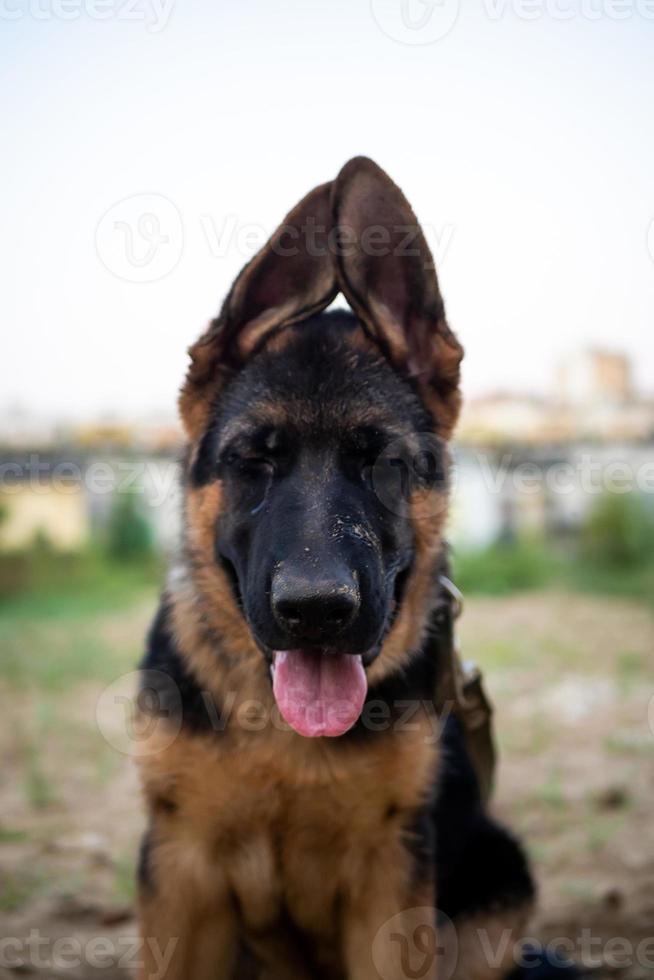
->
[271, 568, 360, 640]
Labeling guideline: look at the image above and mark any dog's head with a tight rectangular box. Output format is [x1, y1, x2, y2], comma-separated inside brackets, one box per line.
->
[178, 157, 463, 738]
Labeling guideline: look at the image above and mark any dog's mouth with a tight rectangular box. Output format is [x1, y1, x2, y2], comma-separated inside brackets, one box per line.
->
[217, 553, 412, 738]
[271, 648, 367, 738]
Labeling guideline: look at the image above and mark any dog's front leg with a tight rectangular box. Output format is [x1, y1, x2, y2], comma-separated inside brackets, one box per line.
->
[138, 891, 238, 980]
[136, 826, 239, 980]
[342, 864, 437, 980]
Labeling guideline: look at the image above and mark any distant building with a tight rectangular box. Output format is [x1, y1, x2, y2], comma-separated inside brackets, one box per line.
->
[0, 471, 87, 551]
[458, 349, 653, 445]
[0, 452, 180, 553]
[556, 348, 633, 407]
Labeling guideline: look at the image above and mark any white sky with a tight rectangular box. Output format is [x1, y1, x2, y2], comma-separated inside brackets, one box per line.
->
[2, 0, 653, 422]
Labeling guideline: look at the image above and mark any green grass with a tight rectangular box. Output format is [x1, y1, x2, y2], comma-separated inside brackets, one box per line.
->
[453, 540, 561, 595]
[586, 815, 627, 854]
[0, 827, 29, 844]
[113, 852, 137, 904]
[564, 560, 654, 603]
[533, 769, 568, 811]
[604, 732, 652, 757]
[0, 553, 161, 621]
[0, 553, 158, 690]
[453, 492, 654, 600]
[0, 870, 45, 912]
[0, 552, 158, 822]
[0, 622, 138, 691]
[453, 539, 654, 604]
[24, 745, 58, 810]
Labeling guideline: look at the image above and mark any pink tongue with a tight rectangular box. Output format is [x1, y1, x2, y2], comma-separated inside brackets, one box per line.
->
[272, 650, 368, 738]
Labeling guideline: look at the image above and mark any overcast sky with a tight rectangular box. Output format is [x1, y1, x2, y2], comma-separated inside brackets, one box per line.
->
[2, 0, 653, 422]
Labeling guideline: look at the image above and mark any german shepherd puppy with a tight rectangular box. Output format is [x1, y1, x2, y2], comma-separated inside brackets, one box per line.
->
[136, 158, 578, 980]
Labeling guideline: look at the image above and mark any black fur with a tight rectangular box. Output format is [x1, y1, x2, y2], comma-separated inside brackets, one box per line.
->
[141, 603, 225, 734]
[434, 715, 534, 920]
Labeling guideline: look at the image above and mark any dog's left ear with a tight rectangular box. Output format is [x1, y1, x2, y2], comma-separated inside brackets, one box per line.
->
[332, 156, 463, 436]
[180, 181, 337, 438]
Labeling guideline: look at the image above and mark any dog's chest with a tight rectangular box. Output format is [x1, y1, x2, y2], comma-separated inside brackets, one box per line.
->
[141, 718, 438, 939]
[229, 731, 433, 932]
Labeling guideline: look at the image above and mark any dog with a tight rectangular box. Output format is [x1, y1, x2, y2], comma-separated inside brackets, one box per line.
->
[135, 157, 580, 979]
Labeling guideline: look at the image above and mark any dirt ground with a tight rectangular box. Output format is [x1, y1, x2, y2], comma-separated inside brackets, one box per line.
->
[0, 591, 653, 978]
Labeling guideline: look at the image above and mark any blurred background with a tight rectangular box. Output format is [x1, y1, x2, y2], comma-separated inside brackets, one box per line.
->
[1, 2, 653, 977]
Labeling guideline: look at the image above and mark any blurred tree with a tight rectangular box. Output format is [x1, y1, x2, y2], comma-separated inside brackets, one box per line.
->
[580, 492, 654, 569]
[105, 493, 153, 562]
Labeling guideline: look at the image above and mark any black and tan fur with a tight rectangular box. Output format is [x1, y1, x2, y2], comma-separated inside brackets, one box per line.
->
[135, 158, 578, 980]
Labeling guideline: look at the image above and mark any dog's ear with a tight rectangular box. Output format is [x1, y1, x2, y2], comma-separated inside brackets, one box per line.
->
[332, 156, 463, 436]
[180, 181, 337, 438]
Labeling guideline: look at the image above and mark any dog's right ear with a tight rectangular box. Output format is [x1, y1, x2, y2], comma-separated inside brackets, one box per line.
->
[331, 157, 463, 437]
[180, 181, 336, 439]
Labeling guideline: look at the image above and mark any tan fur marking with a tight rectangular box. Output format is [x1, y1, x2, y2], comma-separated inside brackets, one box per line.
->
[235, 302, 300, 358]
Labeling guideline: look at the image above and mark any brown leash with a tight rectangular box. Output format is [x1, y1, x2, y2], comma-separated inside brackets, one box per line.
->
[436, 575, 497, 807]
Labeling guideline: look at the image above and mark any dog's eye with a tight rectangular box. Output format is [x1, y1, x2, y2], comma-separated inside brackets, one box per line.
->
[222, 451, 273, 479]
[243, 458, 274, 477]
[240, 457, 274, 478]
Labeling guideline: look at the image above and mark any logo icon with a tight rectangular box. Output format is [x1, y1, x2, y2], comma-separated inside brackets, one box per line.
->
[372, 433, 449, 519]
[95, 193, 183, 283]
[372, 907, 458, 980]
[95, 669, 182, 756]
[371, 0, 460, 45]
